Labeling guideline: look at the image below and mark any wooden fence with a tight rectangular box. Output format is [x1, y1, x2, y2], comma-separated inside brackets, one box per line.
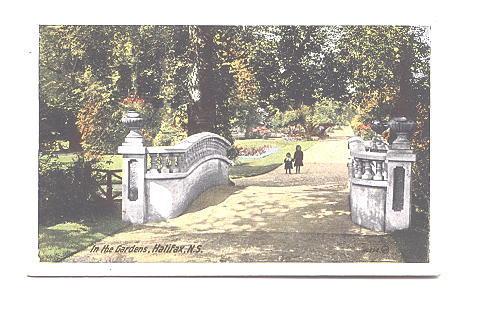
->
[92, 169, 122, 202]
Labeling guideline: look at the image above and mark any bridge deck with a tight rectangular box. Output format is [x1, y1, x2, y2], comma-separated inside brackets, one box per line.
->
[67, 127, 404, 263]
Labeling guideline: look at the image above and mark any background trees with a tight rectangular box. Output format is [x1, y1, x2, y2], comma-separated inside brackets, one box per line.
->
[335, 26, 430, 217]
[40, 25, 429, 153]
[40, 25, 176, 155]
[272, 99, 356, 138]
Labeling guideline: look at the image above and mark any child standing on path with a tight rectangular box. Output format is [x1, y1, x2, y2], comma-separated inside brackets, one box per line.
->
[293, 145, 304, 174]
[284, 152, 293, 174]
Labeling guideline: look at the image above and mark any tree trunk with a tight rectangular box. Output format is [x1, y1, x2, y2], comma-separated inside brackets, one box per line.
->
[68, 127, 83, 152]
[395, 42, 416, 121]
[187, 101, 201, 136]
[302, 122, 315, 139]
[188, 26, 217, 134]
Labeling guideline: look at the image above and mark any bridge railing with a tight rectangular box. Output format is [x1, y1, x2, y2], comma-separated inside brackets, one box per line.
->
[350, 150, 387, 182]
[117, 110, 232, 223]
[145, 132, 230, 176]
[348, 117, 416, 232]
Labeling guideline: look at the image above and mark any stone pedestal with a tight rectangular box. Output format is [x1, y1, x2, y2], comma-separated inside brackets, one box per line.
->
[118, 147, 146, 224]
[384, 117, 417, 231]
[118, 110, 146, 224]
[384, 148, 416, 232]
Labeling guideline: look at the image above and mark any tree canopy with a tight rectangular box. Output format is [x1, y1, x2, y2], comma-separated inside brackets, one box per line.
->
[39, 25, 430, 154]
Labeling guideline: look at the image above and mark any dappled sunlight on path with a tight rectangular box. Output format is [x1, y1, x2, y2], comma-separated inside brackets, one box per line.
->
[147, 184, 370, 236]
[67, 126, 403, 263]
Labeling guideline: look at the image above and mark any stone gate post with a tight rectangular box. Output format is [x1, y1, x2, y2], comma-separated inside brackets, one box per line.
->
[384, 117, 417, 232]
[118, 110, 146, 224]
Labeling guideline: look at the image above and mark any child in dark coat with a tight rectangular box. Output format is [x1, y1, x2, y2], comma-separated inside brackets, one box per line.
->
[284, 153, 293, 174]
[293, 145, 303, 174]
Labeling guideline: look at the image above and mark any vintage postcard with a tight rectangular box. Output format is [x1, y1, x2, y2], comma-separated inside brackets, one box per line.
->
[34, 25, 432, 276]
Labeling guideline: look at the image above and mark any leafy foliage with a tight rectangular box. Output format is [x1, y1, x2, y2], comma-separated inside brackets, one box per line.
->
[39, 156, 100, 223]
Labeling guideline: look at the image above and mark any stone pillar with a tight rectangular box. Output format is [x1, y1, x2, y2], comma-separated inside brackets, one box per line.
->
[384, 117, 416, 232]
[118, 110, 146, 224]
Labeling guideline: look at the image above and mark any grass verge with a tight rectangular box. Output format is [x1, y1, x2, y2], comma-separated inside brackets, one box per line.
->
[38, 204, 128, 262]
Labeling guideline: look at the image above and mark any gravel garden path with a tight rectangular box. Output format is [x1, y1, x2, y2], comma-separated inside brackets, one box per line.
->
[67, 126, 403, 263]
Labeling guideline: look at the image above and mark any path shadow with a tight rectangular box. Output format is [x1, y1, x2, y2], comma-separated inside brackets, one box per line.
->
[229, 163, 280, 178]
[148, 185, 364, 236]
[184, 185, 243, 214]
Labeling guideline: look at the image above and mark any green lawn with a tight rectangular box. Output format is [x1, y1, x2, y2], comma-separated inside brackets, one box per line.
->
[38, 205, 128, 262]
[229, 138, 317, 178]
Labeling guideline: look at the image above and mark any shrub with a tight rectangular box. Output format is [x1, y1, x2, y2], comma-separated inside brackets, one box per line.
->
[38, 156, 100, 225]
[152, 121, 187, 146]
[411, 104, 430, 225]
[250, 126, 271, 139]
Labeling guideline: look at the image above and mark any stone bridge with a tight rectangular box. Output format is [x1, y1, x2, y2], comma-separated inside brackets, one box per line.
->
[118, 110, 232, 223]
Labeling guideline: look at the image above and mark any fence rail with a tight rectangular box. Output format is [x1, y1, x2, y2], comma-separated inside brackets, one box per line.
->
[92, 169, 122, 202]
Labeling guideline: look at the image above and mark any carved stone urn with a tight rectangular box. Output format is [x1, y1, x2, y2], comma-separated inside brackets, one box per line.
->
[121, 110, 144, 146]
[389, 117, 416, 150]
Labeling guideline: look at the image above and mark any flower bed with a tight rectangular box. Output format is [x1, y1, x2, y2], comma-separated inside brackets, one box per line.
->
[235, 145, 279, 159]
[283, 135, 305, 141]
[250, 126, 271, 139]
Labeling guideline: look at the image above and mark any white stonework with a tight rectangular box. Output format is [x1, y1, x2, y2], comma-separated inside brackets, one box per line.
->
[384, 150, 416, 232]
[120, 152, 147, 224]
[347, 117, 416, 232]
[118, 111, 232, 224]
[146, 157, 230, 220]
[350, 183, 387, 231]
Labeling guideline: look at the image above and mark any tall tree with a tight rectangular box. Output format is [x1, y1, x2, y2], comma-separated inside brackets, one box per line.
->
[337, 25, 429, 120]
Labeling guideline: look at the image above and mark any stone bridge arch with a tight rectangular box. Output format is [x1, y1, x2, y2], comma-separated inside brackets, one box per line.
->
[118, 110, 232, 223]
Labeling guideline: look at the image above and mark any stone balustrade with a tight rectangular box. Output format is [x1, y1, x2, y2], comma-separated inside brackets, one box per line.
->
[348, 117, 416, 232]
[350, 151, 387, 181]
[145, 133, 230, 177]
[118, 111, 232, 224]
